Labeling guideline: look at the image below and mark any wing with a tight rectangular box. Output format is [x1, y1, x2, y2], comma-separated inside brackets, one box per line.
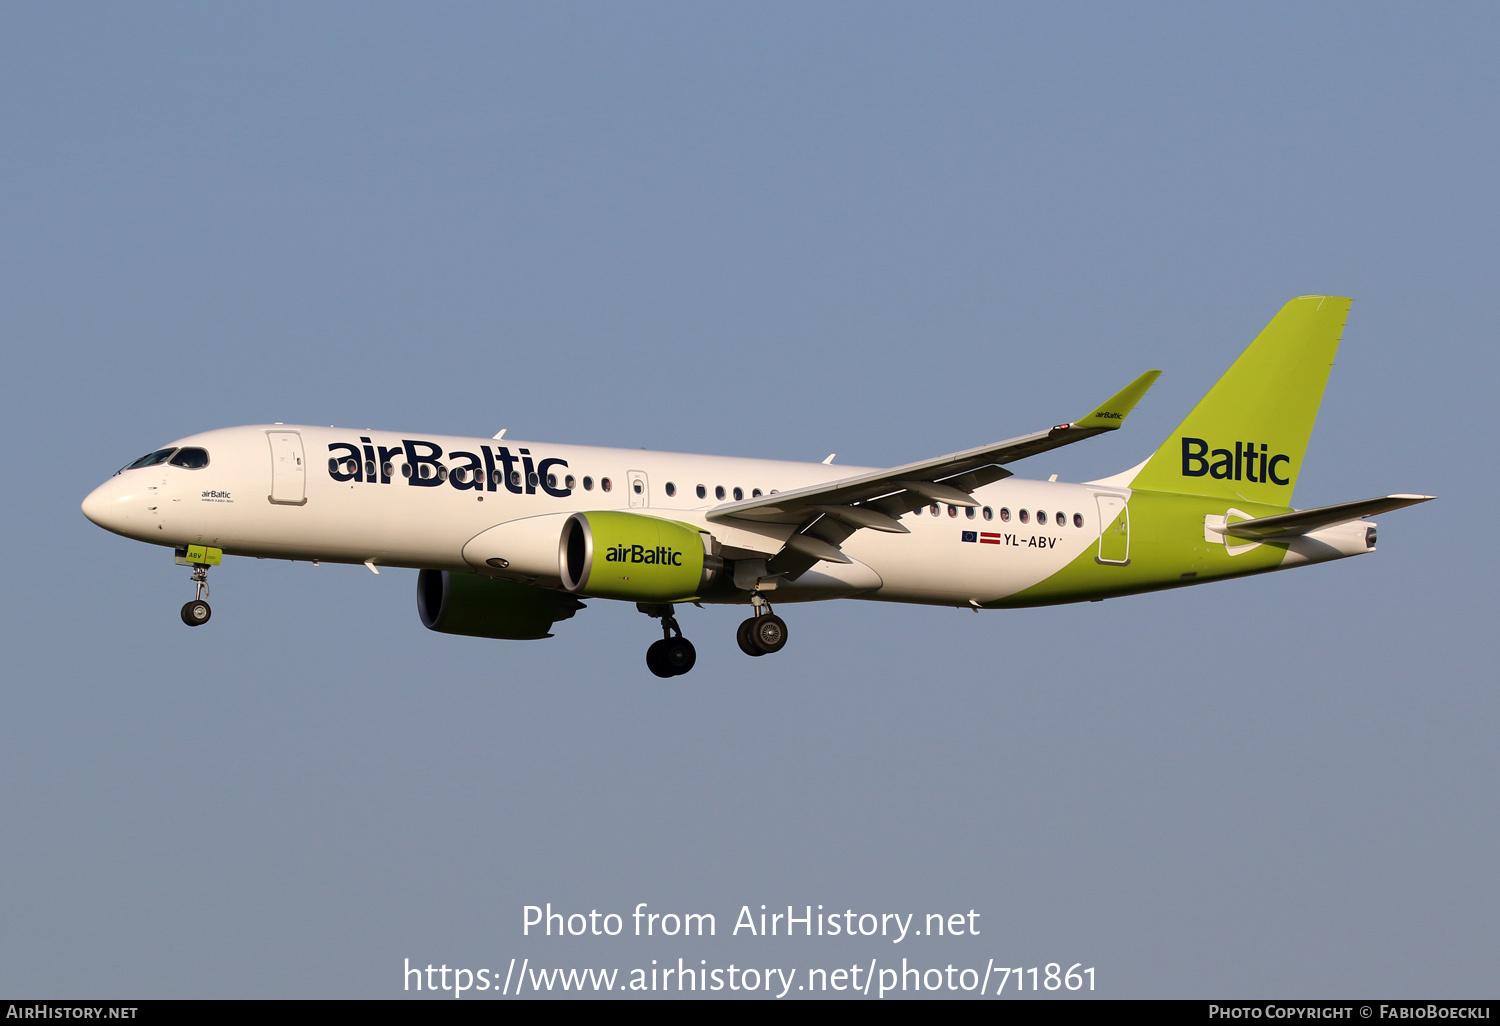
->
[708, 369, 1161, 577]
[1219, 494, 1435, 540]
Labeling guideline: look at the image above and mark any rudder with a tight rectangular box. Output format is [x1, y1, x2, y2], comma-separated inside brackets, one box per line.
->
[1128, 295, 1351, 506]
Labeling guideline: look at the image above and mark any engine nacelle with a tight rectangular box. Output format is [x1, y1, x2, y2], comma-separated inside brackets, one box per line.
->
[560, 511, 720, 602]
[417, 568, 582, 640]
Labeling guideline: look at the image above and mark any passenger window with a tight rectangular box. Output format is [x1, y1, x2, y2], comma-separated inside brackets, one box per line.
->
[999, 507, 1011, 522]
[385, 462, 397, 480]
[583, 476, 594, 491]
[546, 473, 557, 489]
[696, 484, 706, 499]
[366, 461, 376, 479]
[733, 487, 743, 501]
[929, 504, 939, 516]
[752, 488, 762, 497]
[1019, 509, 1030, 523]
[965, 507, 975, 520]
[947, 505, 958, 518]
[1073, 513, 1084, 528]
[565, 475, 575, 490]
[665, 482, 676, 497]
[632, 480, 643, 494]
[510, 470, 521, 486]
[1056, 511, 1065, 527]
[169, 447, 209, 469]
[715, 486, 726, 500]
[1036, 510, 1047, 525]
[982, 507, 993, 521]
[601, 477, 613, 492]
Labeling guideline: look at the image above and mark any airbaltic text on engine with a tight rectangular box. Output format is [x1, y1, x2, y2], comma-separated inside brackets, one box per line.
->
[607, 545, 684, 566]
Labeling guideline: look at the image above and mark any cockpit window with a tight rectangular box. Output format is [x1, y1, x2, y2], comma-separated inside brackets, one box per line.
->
[119, 448, 176, 473]
[169, 447, 210, 469]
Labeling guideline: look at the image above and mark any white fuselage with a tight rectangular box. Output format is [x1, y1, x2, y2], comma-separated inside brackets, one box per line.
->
[82, 424, 1121, 607]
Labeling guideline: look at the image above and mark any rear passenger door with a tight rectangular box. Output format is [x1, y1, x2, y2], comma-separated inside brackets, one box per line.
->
[1094, 494, 1129, 564]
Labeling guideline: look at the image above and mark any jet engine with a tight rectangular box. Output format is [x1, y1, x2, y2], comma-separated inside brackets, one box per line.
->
[417, 568, 583, 640]
[559, 511, 721, 602]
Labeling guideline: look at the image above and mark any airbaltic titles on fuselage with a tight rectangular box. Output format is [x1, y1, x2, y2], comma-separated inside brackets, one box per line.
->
[325, 437, 573, 497]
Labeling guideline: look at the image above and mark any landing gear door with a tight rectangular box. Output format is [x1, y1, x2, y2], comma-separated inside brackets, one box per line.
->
[267, 430, 307, 505]
[1095, 494, 1129, 565]
[627, 470, 649, 508]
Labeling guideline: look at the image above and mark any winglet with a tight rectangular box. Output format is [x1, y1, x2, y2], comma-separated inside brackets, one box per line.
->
[1070, 370, 1162, 431]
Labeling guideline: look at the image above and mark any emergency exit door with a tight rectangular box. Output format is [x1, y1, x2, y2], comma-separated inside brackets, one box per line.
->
[627, 470, 649, 508]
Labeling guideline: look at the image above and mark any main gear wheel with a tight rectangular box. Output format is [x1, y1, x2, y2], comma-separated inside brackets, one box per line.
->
[737, 613, 787, 655]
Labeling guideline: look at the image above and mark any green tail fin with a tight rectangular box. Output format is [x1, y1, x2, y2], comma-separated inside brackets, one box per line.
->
[1129, 295, 1351, 506]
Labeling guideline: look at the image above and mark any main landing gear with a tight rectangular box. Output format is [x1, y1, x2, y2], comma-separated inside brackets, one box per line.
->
[736, 593, 788, 658]
[637, 595, 790, 676]
[640, 603, 697, 678]
[180, 564, 212, 627]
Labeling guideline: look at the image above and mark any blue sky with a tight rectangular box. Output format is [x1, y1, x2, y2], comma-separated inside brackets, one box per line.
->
[2, 3, 1495, 998]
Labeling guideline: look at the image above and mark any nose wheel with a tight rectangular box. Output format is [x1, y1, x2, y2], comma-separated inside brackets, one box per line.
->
[737, 593, 788, 657]
[639, 603, 696, 677]
[181, 564, 212, 627]
[181, 599, 212, 626]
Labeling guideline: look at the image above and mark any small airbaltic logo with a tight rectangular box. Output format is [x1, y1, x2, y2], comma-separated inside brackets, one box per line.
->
[1181, 437, 1291, 485]
[605, 544, 683, 566]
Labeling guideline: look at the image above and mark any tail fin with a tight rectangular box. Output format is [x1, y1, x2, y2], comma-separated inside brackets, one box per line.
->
[1128, 295, 1351, 506]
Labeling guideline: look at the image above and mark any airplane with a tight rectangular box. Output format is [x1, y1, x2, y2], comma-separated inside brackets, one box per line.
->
[82, 295, 1432, 677]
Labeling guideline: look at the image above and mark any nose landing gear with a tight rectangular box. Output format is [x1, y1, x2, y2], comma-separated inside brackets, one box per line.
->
[736, 593, 788, 657]
[639, 603, 697, 677]
[180, 563, 212, 627]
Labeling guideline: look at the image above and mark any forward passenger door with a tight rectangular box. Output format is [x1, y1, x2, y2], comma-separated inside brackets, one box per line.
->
[267, 430, 307, 505]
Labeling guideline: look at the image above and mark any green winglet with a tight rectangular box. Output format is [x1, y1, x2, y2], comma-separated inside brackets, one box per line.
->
[1071, 369, 1162, 431]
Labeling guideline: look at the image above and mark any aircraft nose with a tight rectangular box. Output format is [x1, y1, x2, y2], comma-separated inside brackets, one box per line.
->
[82, 476, 139, 535]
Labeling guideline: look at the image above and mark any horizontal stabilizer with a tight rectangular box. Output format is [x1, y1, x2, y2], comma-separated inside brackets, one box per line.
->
[1220, 494, 1435, 540]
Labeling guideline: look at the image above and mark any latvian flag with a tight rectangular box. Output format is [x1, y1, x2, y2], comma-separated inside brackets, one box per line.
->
[962, 531, 1003, 544]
